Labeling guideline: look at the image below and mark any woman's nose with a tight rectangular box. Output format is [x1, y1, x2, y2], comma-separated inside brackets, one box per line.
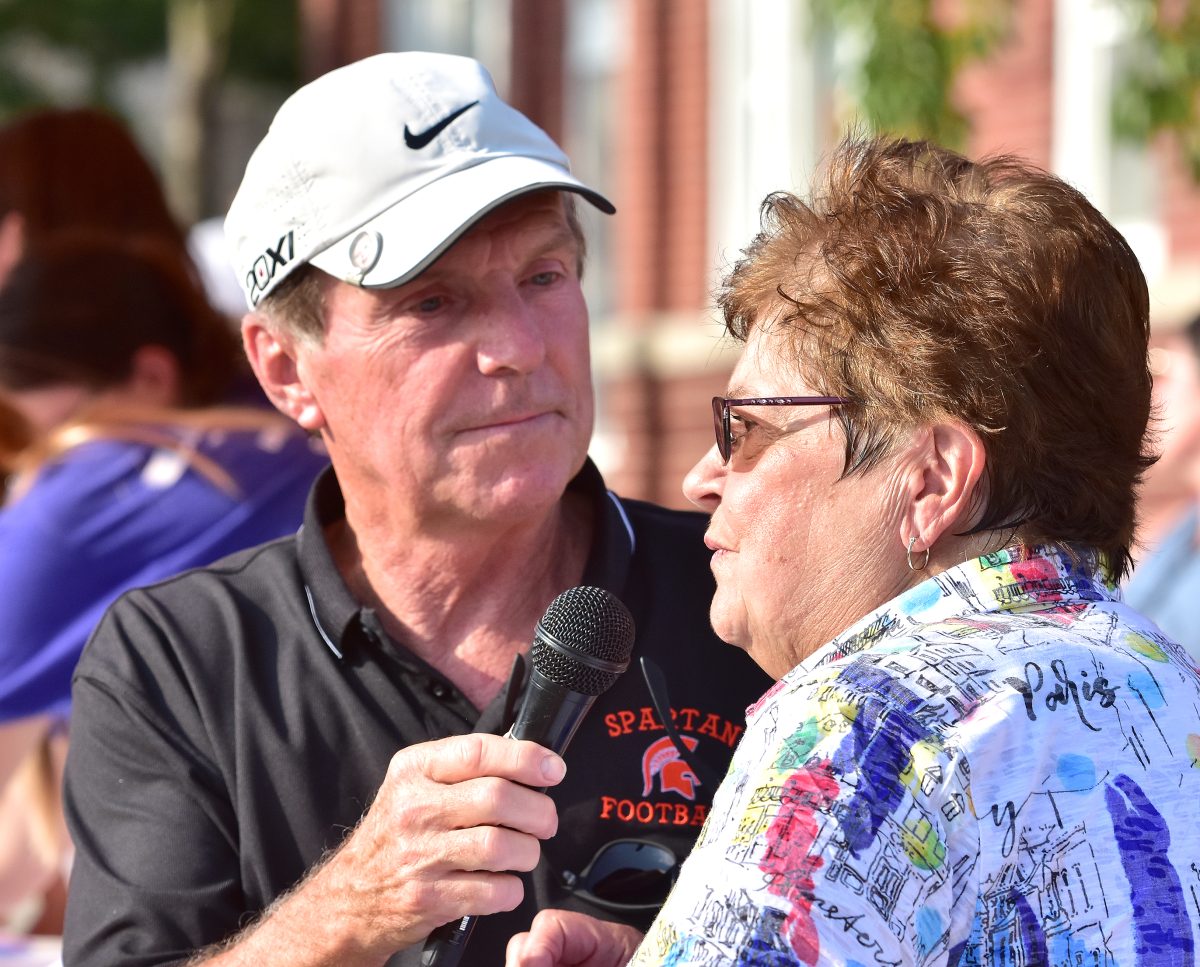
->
[682, 444, 724, 512]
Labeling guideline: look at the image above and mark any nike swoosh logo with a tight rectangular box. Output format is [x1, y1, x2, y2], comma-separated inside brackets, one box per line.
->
[403, 101, 480, 149]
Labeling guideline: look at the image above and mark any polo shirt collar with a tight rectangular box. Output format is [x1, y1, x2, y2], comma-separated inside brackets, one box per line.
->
[297, 459, 636, 661]
[297, 467, 360, 659]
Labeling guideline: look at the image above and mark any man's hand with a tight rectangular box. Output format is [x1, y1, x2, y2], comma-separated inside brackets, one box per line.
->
[197, 733, 566, 965]
[506, 910, 643, 967]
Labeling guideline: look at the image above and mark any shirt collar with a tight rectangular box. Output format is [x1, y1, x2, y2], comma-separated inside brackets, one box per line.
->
[801, 543, 1117, 677]
[297, 466, 361, 659]
[298, 459, 634, 661]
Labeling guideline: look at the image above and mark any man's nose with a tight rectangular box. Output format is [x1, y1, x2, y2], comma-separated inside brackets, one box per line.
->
[475, 286, 547, 376]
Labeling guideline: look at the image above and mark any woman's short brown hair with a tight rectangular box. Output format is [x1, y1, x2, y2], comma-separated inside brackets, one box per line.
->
[719, 134, 1154, 579]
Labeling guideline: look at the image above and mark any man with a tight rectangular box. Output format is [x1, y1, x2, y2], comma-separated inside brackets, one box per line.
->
[61, 52, 769, 966]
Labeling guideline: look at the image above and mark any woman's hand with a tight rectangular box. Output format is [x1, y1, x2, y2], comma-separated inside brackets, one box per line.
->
[506, 910, 643, 967]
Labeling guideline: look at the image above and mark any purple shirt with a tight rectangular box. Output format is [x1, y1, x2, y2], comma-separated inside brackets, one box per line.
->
[0, 423, 326, 723]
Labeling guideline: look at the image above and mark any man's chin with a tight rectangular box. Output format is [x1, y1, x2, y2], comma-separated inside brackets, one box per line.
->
[451, 464, 576, 520]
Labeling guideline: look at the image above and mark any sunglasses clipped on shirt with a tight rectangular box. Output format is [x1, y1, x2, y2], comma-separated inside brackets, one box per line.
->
[711, 395, 852, 465]
[555, 657, 717, 913]
[560, 838, 679, 912]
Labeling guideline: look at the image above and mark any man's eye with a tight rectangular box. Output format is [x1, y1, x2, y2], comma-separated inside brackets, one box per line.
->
[415, 295, 446, 313]
[528, 271, 560, 286]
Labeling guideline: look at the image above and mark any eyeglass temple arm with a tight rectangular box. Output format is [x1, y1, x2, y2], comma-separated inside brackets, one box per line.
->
[638, 656, 725, 792]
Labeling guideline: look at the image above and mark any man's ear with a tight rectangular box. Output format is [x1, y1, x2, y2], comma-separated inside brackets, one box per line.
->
[241, 313, 325, 432]
[899, 421, 987, 554]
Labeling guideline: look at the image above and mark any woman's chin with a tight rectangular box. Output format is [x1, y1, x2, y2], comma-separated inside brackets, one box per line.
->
[708, 602, 750, 652]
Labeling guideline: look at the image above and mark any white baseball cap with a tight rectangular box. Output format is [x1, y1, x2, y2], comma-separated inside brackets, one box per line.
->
[225, 51, 615, 309]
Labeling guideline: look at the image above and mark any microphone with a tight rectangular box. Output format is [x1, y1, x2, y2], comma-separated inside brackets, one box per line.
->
[421, 586, 636, 967]
[508, 585, 636, 755]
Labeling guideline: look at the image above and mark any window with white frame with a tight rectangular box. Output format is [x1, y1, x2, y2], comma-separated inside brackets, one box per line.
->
[1052, 0, 1164, 287]
[707, 0, 834, 284]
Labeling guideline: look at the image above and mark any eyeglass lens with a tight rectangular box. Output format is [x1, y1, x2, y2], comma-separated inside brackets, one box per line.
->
[711, 396, 730, 462]
[711, 395, 852, 465]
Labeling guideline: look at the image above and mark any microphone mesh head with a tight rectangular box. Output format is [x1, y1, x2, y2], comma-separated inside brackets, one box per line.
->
[531, 586, 635, 696]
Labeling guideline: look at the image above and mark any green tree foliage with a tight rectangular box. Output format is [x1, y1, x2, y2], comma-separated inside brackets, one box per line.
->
[809, 0, 1012, 148]
[226, 0, 300, 86]
[810, 0, 1200, 181]
[0, 0, 300, 218]
[0, 0, 165, 110]
[0, 0, 298, 113]
[1113, 0, 1200, 178]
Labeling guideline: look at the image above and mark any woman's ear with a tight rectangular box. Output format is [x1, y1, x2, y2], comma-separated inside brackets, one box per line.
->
[899, 421, 987, 555]
[0, 212, 25, 288]
[126, 345, 183, 407]
[241, 314, 325, 431]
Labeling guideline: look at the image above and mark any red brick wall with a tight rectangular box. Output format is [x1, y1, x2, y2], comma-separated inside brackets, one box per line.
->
[1159, 137, 1200, 265]
[298, 0, 382, 81]
[955, 0, 1054, 166]
[613, 0, 709, 315]
[508, 0, 566, 146]
[602, 361, 731, 508]
[600, 0, 716, 506]
[952, 0, 1200, 300]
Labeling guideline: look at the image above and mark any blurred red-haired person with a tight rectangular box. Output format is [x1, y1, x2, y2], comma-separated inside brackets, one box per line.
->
[0, 235, 326, 932]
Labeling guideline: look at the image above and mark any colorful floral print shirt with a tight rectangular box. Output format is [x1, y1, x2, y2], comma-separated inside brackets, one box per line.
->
[632, 545, 1200, 966]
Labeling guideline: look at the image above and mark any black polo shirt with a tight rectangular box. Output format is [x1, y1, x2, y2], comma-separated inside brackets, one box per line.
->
[63, 460, 771, 966]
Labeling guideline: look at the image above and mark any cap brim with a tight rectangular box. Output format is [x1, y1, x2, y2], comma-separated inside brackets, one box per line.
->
[308, 155, 615, 289]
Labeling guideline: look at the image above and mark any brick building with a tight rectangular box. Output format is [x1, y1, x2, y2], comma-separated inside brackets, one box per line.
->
[296, 0, 1200, 509]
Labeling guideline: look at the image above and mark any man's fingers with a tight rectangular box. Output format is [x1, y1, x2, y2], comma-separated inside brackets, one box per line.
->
[439, 822, 545, 874]
[426, 869, 528, 921]
[404, 734, 566, 789]
[419, 772, 557, 840]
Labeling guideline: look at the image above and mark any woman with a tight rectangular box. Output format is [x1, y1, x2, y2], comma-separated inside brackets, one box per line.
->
[0, 235, 327, 933]
[508, 136, 1200, 965]
[0, 107, 193, 281]
[0, 106, 225, 481]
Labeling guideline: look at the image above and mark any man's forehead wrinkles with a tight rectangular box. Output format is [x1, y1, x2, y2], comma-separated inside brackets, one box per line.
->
[396, 213, 576, 291]
[526, 222, 580, 258]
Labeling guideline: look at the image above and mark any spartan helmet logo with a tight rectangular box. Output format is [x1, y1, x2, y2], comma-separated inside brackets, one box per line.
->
[641, 735, 701, 800]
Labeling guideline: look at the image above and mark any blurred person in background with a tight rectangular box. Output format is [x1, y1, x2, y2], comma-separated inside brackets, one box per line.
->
[0, 106, 204, 498]
[0, 104, 327, 938]
[0, 235, 326, 933]
[1125, 309, 1200, 661]
[0, 107, 196, 287]
[0, 105, 201, 936]
[0, 397, 32, 486]
[508, 135, 1200, 967]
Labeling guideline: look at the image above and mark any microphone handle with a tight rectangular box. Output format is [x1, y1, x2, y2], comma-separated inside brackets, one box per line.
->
[421, 916, 477, 967]
[507, 675, 598, 764]
[421, 678, 598, 965]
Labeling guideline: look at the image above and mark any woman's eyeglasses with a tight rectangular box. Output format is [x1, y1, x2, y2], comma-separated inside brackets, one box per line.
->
[560, 838, 679, 911]
[711, 395, 851, 465]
